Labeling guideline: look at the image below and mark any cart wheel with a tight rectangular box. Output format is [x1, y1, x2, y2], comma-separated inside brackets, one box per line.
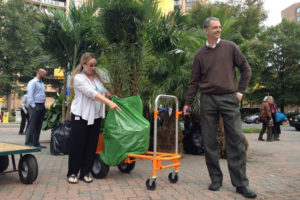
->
[91, 155, 109, 179]
[117, 158, 135, 173]
[146, 178, 156, 190]
[18, 154, 38, 184]
[168, 172, 178, 183]
[0, 155, 9, 173]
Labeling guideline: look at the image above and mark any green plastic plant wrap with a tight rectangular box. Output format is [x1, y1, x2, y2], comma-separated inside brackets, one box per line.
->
[100, 95, 150, 166]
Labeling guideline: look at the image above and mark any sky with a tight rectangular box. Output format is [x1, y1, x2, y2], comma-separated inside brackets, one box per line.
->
[211, 0, 300, 27]
[263, 0, 300, 26]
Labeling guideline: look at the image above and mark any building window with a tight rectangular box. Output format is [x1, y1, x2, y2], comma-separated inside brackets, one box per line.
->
[297, 7, 300, 13]
[186, 0, 197, 2]
[297, 16, 300, 22]
[186, 6, 191, 11]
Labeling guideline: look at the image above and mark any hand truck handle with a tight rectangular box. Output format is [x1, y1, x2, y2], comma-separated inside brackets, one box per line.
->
[153, 95, 180, 156]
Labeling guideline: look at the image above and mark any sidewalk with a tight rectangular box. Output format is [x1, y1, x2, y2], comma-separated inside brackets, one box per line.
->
[0, 124, 300, 200]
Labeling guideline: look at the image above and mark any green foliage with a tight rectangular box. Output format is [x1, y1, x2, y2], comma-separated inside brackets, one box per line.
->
[98, 0, 152, 44]
[225, 0, 267, 40]
[38, 1, 102, 121]
[147, 8, 188, 53]
[9, 115, 15, 122]
[97, 0, 154, 97]
[140, 8, 191, 111]
[187, 2, 236, 30]
[42, 93, 66, 130]
[242, 128, 261, 133]
[256, 19, 300, 111]
[0, 0, 41, 110]
[38, 1, 101, 72]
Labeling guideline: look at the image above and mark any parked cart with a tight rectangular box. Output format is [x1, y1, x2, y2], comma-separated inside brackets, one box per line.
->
[92, 94, 183, 190]
[0, 142, 40, 184]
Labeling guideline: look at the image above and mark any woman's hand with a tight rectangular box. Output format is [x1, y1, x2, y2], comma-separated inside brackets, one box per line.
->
[109, 102, 121, 111]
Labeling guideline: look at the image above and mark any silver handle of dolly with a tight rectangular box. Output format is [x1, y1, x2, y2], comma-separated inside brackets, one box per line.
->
[153, 94, 179, 157]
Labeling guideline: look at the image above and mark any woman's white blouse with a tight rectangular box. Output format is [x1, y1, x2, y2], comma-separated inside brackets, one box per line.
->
[71, 72, 108, 125]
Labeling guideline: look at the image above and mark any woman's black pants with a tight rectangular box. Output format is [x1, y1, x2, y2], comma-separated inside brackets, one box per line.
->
[67, 113, 101, 178]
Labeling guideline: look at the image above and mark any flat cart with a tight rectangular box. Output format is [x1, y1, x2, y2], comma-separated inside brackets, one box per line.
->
[92, 94, 182, 190]
[0, 142, 40, 184]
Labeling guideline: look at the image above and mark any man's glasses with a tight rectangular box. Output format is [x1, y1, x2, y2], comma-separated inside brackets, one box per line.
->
[86, 63, 97, 67]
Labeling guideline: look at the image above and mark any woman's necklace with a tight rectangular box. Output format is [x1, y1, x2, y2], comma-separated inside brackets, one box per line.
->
[85, 73, 98, 91]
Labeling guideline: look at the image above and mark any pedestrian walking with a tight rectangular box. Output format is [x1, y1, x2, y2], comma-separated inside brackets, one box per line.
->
[258, 96, 273, 141]
[18, 94, 29, 135]
[269, 97, 281, 141]
[183, 17, 256, 198]
[25, 68, 47, 148]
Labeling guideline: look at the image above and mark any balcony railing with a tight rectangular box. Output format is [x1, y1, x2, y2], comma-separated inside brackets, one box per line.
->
[29, 0, 66, 7]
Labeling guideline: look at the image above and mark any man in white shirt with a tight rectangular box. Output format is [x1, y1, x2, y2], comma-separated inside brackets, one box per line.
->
[19, 94, 29, 135]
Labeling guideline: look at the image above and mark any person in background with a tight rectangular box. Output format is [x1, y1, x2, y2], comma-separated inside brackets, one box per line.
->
[67, 52, 121, 184]
[269, 97, 281, 141]
[183, 17, 256, 198]
[25, 68, 47, 148]
[258, 96, 273, 141]
[19, 94, 29, 135]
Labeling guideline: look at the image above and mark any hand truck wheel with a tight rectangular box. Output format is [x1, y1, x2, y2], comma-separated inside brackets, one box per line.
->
[146, 178, 156, 190]
[168, 172, 178, 183]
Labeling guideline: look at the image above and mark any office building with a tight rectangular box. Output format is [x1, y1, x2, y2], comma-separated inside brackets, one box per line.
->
[25, 0, 88, 15]
[174, 0, 206, 13]
[281, 2, 300, 23]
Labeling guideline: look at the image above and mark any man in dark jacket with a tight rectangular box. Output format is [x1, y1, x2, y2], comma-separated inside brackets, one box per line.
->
[183, 17, 256, 198]
[258, 96, 273, 141]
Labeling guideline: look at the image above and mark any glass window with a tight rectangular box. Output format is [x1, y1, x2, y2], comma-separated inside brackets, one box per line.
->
[297, 16, 300, 22]
[297, 8, 300, 13]
[186, 0, 197, 2]
[186, 6, 191, 11]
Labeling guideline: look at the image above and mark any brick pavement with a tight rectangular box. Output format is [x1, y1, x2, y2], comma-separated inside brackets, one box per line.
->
[0, 124, 300, 200]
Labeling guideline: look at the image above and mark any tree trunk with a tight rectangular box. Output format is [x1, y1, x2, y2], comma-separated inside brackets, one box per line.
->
[61, 71, 67, 122]
[6, 92, 11, 114]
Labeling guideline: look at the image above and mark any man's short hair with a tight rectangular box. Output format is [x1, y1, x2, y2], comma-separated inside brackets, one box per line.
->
[203, 17, 220, 29]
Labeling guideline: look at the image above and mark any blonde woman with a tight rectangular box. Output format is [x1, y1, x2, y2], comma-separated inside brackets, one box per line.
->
[67, 52, 120, 184]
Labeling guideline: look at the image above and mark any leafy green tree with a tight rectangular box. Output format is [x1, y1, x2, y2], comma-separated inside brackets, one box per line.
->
[229, 0, 267, 40]
[256, 19, 300, 111]
[0, 0, 41, 113]
[38, 1, 102, 121]
[97, 0, 153, 97]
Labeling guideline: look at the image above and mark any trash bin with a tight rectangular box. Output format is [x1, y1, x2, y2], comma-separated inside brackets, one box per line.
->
[15, 109, 21, 122]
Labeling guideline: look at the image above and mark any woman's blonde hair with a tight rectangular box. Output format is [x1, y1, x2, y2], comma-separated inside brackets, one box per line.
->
[70, 52, 102, 88]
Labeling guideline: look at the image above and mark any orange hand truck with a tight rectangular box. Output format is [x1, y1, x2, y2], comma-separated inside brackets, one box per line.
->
[92, 94, 182, 190]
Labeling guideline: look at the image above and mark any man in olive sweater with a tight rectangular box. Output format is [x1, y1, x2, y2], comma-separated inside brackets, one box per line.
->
[183, 17, 257, 198]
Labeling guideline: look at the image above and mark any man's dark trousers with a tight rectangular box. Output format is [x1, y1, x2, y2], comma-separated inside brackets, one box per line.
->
[258, 117, 272, 141]
[200, 93, 249, 187]
[25, 103, 46, 147]
[19, 109, 29, 134]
